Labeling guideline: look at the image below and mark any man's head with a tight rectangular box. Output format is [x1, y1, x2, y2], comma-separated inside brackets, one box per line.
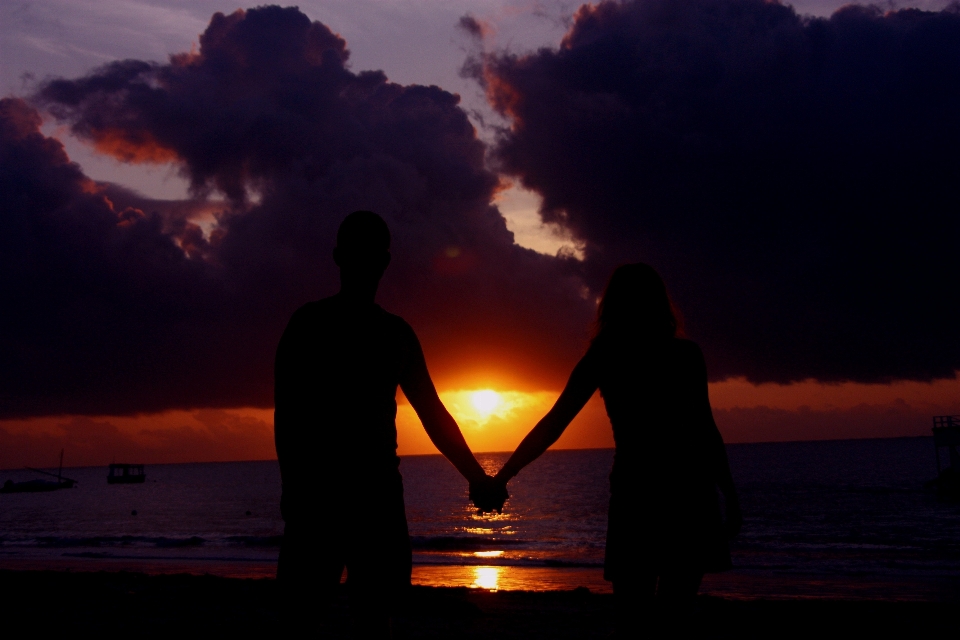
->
[333, 211, 391, 293]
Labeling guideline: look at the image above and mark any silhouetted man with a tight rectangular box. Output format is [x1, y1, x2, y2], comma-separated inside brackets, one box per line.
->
[274, 211, 504, 636]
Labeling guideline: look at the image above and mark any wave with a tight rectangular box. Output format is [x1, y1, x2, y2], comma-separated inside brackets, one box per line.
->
[410, 535, 528, 551]
[3, 535, 283, 549]
[411, 554, 604, 568]
[61, 552, 275, 562]
[8, 534, 528, 552]
[224, 535, 284, 547]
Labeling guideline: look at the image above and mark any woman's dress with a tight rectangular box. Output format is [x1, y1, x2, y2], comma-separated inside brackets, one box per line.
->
[580, 336, 731, 581]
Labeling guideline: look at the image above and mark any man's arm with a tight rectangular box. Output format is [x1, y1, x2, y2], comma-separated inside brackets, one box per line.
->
[398, 334, 488, 487]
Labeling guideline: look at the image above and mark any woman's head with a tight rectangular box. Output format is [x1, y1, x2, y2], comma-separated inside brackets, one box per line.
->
[596, 263, 680, 340]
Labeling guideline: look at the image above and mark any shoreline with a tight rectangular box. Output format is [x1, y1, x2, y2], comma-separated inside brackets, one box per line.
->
[0, 555, 610, 591]
[3, 557, 959, 603]
[2, 569, 959, 638]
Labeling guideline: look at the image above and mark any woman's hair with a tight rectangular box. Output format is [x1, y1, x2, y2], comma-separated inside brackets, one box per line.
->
[594, 263, 681, 341]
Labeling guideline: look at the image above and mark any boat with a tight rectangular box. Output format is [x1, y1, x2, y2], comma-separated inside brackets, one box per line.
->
[107, 463, 146, 484]
[1, 450, 77, 493]
[927, 415, 960, 498]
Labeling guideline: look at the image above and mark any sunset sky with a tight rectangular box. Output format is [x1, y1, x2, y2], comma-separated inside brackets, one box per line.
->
[2, 0, 959, 469]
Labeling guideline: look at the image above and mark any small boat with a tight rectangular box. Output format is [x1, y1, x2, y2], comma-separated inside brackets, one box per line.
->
[1, 478, 68, 493]
[927, 416, 960, 498]
[107, 463, 146, 484]
[1, 449, 77, 493]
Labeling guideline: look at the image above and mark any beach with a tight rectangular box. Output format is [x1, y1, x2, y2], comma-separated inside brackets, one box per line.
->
[3, 569, 959, 638]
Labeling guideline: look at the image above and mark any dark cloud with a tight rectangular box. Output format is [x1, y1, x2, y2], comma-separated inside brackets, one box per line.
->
[481, 0, 960, 384]
[458, 15, 490, 39]
[0, 97, 224, 417]
[8, 2, 957, 425]
[2, 6, 592, 419]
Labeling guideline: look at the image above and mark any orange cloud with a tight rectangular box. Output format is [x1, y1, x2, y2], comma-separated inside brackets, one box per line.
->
[484, 71, 524, 121]
[0, 409, 274, 469]
[92, 129, 179, 164]
[709, 375, 960, 413]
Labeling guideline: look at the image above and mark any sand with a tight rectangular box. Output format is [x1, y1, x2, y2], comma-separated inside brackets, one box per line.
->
[2, 570, 958, 638]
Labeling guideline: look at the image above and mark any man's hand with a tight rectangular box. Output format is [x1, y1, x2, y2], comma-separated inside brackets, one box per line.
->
[470, 475, 509, 514]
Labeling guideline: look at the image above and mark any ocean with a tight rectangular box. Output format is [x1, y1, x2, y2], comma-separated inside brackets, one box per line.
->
[2, 437, 959, 600]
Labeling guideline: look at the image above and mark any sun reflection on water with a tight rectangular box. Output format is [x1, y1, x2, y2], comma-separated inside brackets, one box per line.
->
[472, 566, 501, 591]
[470, 510, 512, 522]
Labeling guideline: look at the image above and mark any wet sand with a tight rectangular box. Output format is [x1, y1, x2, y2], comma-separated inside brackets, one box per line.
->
[2, 570, 958, 638]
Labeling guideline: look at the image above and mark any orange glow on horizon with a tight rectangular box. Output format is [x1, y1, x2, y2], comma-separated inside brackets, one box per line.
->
[0, 408, 276, 470]
[445, 388, 536, 426]
[3, 373, 960, 469]
[397, 387, 613, 454]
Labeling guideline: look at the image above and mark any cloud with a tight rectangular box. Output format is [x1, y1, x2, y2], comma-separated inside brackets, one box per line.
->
[714, 399, 958, 444]
[0, 97, 222, 417]
[7, 1, 959, 429]
[480, 0, 960, 384]
[458, 14, 493, 39]
[2, 6, 592, 419]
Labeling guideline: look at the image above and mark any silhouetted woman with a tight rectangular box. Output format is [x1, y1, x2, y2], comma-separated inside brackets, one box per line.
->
[493, 263, 741, 627]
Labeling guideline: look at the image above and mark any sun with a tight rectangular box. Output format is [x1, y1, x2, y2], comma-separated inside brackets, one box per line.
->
[471, 390, 502, 418]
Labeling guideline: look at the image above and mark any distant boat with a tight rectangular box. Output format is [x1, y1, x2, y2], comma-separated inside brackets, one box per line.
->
[927, 415, 960, 498]
[107, 463, 146, 484]
[1, 449, 77, 494]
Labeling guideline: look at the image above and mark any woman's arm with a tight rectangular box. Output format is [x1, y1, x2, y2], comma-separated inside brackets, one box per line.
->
[495, 352, 599, 483]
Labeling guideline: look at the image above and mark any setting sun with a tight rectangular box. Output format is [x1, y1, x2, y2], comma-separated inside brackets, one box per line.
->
[395, 387, 613, 454]
[471, 390, 502, 417]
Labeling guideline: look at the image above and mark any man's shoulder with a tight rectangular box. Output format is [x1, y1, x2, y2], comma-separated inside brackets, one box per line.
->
[290, 298, 417, 340]
[298, 296, 337, 314]
[375, 305, 412, 327]
[280, 298, 335, 339]
[375, 306, 419, 344]
[287, 296, 340, 321]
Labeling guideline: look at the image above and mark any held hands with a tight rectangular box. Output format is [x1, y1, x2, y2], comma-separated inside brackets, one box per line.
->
[469, 474, 509, 514]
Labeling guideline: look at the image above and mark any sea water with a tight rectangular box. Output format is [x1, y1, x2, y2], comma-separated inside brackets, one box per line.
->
[2, 438, 959, 600]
